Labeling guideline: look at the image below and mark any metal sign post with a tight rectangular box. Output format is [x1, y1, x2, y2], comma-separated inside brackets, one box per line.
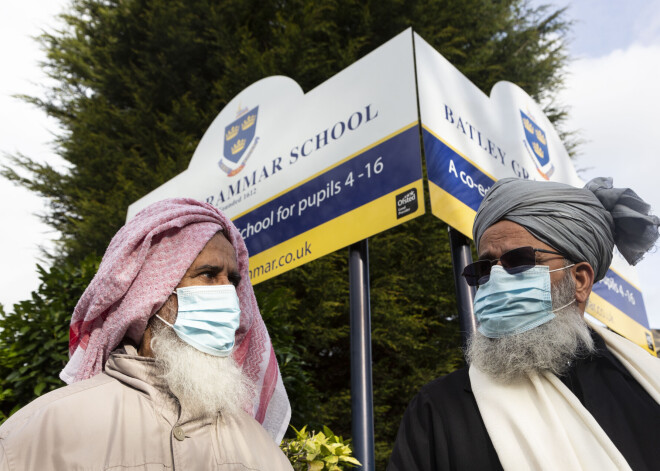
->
[448, 227, 477, 348]
[349, 239, 375, 471]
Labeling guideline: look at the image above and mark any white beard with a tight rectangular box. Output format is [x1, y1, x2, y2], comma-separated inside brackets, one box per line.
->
[466, 269, 596, 383]
[150, 324, 255, 419]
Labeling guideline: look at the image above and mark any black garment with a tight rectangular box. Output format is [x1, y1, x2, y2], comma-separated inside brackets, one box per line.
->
[387, 367, 502, 471]
[387, 330, 660, 471]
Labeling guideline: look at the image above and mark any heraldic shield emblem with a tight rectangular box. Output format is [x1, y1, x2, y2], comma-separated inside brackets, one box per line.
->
[520, 110, 554, 180]
[220, 105, 259, 176]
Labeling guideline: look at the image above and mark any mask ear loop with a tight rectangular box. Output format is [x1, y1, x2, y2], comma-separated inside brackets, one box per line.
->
[154, 290, 179, 327]
[548, 263, 577, 313]
[549, 263, 575, 273]
[551, 298, 576, 313]
[155, 314, 174, 328]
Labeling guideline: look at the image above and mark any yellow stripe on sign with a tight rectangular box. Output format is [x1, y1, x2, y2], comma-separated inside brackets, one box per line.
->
[248, 180, 425, 285]
[587, 292, 657, 355]
[428, 180, 476, 239]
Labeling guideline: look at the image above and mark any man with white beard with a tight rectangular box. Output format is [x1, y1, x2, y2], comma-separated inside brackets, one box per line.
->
[388, 177, 660, 471]
[0, 199, 293, 471]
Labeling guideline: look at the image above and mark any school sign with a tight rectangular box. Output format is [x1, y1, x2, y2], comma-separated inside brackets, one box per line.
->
[128, 29, 655, 353]
[128, 31, 424, 285]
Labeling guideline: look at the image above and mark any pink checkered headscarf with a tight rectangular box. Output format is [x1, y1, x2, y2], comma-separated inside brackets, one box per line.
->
[59, 198, 291, 442]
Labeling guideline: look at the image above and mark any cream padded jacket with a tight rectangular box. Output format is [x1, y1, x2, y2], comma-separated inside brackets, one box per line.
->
[0, 345, 293, 471]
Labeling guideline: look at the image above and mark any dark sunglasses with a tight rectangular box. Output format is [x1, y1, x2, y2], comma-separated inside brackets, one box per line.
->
[462, 246, 565, 286]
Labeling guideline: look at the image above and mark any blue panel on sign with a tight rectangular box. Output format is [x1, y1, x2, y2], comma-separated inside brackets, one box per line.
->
[592, 269, 649, 328]
[423, 130, 494, 211]
[234, 126, 422, 255]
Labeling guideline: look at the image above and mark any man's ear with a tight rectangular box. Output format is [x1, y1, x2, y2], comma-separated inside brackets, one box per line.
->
[574, 262, 595, 306]
[138, 295, 177, 358]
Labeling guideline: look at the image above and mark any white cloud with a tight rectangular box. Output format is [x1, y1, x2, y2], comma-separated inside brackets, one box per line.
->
[560, 42, 660, 328]
[636, 0, 660, 45]
[0, 0, 68, 310]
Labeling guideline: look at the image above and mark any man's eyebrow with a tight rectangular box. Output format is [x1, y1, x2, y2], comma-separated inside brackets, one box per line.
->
[478, 252, 496, 261]
[192, 264, 223, 274]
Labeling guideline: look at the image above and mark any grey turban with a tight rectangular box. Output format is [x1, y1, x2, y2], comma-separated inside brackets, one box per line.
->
[472, 177, 660, 281]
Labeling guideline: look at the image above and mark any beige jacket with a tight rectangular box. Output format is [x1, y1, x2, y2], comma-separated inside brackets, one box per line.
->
[0, 345, 293, 471]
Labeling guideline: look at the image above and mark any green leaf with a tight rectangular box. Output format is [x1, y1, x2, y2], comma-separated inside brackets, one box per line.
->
[320, 443, 334, 456]
[322, 425, 334, 438]
[34, 382, 47, 397]
[323, 455, 338, 465]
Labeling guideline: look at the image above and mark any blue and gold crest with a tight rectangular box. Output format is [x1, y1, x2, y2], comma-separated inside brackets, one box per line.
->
[220, 105, 259, 176]
[520, 110, 554, 180]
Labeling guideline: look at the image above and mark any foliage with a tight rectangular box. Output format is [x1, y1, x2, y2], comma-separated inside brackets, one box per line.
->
[0, 255, 100, 420]
[281, 425, 361, 471]
[257, 285, 321, 427]
[1, 0, 571, 467]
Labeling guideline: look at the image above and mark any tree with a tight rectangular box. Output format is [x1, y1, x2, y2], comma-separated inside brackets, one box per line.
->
[1, 0, 570, 467]
[0, 255, 100, 420]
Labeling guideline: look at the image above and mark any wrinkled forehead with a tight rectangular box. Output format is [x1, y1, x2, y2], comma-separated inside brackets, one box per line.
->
[477, 219, 553, 258]
[195, 231, 237, 262]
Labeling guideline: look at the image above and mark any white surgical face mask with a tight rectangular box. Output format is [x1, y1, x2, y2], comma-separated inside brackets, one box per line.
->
[156, 284, 241, 356]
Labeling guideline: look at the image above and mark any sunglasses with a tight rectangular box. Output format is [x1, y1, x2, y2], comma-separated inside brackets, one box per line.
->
[462, 246, 565, 286]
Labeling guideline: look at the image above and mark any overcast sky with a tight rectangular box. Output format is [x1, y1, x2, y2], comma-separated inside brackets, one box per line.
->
[1, 0, 660, 328]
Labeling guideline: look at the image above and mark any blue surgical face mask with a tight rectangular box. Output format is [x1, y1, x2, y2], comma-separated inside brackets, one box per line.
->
[156, 284, 241, 356]
[474, 264, 575, 338]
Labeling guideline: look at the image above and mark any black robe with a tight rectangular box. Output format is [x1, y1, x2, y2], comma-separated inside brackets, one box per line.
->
[387, 331, 660, 471]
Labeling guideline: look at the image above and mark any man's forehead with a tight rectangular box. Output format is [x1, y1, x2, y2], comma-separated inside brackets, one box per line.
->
[478, 220, 550, 257]
[194, 232, 237, 265]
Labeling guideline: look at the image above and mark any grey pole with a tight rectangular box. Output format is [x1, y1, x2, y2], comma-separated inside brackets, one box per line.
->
[448, 227, 477, 348]
[348, 239, 375, 471]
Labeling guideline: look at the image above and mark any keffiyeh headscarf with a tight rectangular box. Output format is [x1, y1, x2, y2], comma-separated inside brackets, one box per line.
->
[473, 177, 660, 281]
[60, 198, 291, 442]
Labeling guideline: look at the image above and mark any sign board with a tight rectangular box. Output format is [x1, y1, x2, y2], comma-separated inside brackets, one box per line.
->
[413, 33, 655, 353]
[128, 30, 425, 285]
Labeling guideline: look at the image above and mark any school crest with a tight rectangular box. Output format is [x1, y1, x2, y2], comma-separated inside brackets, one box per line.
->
[219, 105, 259, 176]
[520, 110, 553, 180]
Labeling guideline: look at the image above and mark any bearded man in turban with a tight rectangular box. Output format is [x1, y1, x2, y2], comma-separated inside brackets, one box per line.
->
[388, 177, 660, 471]
[0, 199, 293, 471]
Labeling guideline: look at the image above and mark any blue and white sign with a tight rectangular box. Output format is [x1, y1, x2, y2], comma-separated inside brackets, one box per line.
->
[520, 110, 554, 180]
[128, 30, 424, 285]
[220, 106, 259, 176]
